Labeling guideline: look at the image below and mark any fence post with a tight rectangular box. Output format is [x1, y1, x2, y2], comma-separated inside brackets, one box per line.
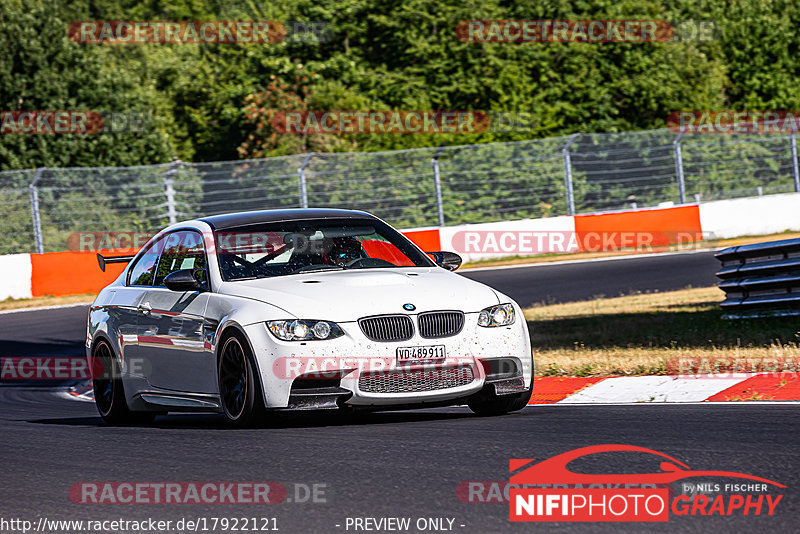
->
[562, 134, 578, 216]
[673, 132, 686, 204]
[164, 158, 180, 224]
[431, 143, 446, 227]
[297, 153, 314, 209]
[790, 133, 800, 192]
[29, 167, 45, 254]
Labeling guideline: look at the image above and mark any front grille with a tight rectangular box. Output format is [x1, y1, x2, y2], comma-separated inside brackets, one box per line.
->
[358, 315, 414, 342]
[418, 311, 465, 338]
[359, 367, 474, 393]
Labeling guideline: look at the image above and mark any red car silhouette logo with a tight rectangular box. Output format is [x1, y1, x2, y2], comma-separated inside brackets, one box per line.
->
[510, 444, 785, 487]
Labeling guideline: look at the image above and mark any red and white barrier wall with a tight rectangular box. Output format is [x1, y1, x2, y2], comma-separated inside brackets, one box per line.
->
[698, 192, 800, 239]
[439, 192, 800, 263]
[0, 254, 34, 299]
[1, 192, 799, 300]
[439, 204, 705, 263]
[0, 250, 129, 300]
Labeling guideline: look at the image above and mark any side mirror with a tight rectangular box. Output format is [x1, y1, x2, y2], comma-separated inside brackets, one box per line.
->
[428, 251, 462, 271]
[164, 269, 206, 292]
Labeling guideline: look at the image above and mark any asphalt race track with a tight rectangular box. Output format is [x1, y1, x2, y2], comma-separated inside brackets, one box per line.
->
[1, 394, 797, 533]
[2, 249, 796, 533]
[462, 250, 721, 307]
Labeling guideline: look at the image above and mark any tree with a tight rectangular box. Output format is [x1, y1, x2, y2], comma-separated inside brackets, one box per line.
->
[0, 0, 172, 170]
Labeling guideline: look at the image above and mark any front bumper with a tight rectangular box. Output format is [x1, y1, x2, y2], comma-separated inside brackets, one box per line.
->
[244, 307, 532, 409]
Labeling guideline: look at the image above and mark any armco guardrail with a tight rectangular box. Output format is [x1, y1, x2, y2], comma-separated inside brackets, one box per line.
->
[716, 238, 800, 317]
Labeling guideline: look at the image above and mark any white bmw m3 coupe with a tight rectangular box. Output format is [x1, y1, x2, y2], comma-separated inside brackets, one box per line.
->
[87, 209, 533, 425]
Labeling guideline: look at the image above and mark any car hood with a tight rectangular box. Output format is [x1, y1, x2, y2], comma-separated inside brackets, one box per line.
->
[217, 267, 499, 322]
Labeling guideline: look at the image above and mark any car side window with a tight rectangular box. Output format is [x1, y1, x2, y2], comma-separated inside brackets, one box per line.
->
[153, 230, 208, 288]
[128, 235, 166, 286]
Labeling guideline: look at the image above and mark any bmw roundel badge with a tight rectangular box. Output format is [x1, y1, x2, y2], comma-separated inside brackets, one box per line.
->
[403, 303, 416, 311]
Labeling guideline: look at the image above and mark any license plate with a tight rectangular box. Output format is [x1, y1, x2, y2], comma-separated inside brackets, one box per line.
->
[396, 345, 446, 363]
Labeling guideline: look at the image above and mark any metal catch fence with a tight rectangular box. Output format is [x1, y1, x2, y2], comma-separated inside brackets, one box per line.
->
[1, 127, 799, 254]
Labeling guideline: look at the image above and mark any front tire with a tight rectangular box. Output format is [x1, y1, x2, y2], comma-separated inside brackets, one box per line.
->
[92, 340, 156, 425]
[218, 332, 266, 427]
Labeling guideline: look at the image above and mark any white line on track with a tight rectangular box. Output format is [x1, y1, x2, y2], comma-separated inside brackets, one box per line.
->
[0, 302, 92, 315]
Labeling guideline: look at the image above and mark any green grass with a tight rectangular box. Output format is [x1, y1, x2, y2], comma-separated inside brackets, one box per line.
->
[524, 287, 800, 376]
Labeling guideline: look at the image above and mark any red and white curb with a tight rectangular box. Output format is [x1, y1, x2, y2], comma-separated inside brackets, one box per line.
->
[65, 374, 800, 406]
[529, 374, 800, 404]
[62, 381, 95, 402]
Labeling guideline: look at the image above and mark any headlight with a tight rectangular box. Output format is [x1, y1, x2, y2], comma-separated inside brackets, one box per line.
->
[477, 303, 515, 327]
[266, 320, 344, 341]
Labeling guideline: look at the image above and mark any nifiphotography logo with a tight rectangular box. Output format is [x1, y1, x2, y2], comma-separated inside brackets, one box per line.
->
[509, 445, 785, 522]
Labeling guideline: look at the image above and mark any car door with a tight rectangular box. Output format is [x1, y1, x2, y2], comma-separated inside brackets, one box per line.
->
[136, 230, 216, 393]
[121, 236, 164, 378]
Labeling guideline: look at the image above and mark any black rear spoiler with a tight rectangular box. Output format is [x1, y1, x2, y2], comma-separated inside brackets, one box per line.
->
[97, 253, 135, 272]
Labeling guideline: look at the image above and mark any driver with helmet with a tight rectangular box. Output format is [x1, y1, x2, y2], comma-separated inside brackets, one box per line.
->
[324, 237, 367, 266]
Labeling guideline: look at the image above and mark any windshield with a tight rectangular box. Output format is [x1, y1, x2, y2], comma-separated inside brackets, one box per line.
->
[215, 218, 434, 281]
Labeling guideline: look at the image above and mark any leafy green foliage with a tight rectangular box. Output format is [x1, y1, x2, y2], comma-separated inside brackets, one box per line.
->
[2, 0, 797, 166]
[0, 0, 172, 170]
[1, 0, 800, 253]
